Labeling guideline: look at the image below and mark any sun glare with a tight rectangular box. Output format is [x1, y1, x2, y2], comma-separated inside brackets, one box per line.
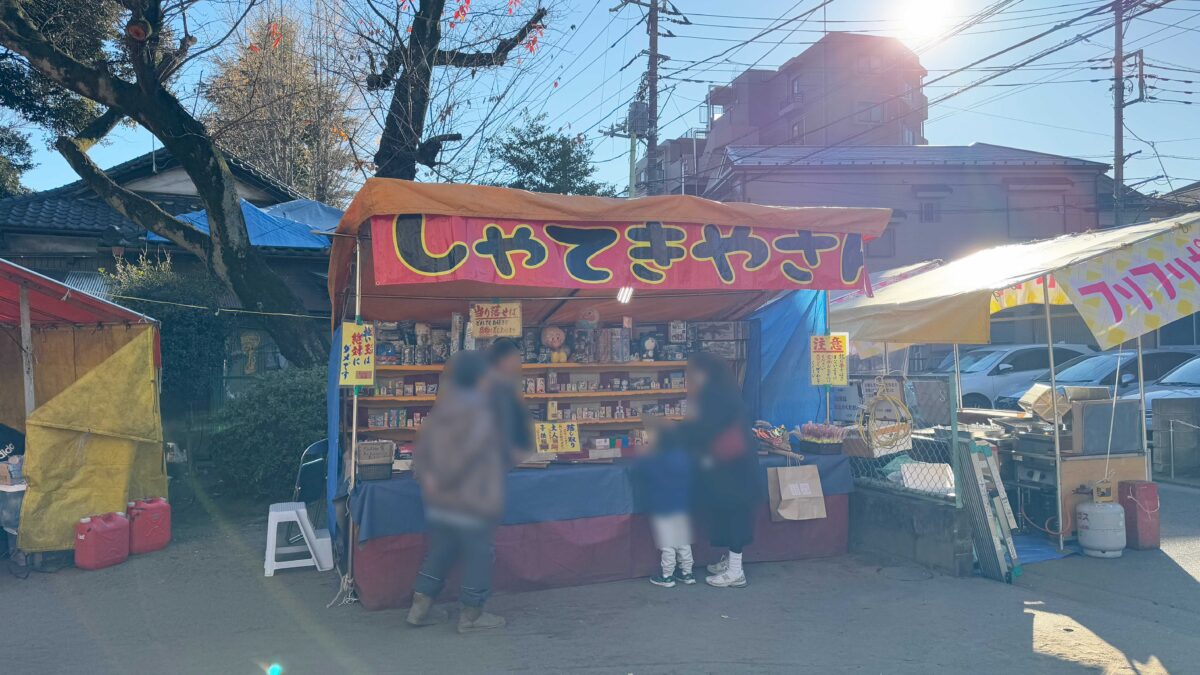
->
[896, 0, 958, 47]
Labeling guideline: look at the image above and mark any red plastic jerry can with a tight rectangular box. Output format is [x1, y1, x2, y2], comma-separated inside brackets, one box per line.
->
[128, 497, 172, 555]
[75, 512, 130, 570]
[1118, 480, 1160, 550]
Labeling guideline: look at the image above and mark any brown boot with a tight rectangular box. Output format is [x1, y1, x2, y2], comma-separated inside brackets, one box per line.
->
[457, 605, 506, 634]
[406, 592, 448, 627]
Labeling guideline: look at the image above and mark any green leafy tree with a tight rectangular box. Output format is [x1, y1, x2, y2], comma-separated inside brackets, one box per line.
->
[106, 254, 233, 414]
[0, 122, 32, 196]
[0, 0, 329, 366]
[204, 15, 357, 205]
[489, 112, 617, 196]
[211, 366, 326, 498]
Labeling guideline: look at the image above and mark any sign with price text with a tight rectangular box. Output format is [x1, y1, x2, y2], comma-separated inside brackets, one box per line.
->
[1060, 224, 1200, 349]
[469, 301, 523, 338]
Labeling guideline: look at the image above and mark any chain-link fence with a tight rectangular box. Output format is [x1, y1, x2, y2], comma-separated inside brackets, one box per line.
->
[835, 374, 960, 504]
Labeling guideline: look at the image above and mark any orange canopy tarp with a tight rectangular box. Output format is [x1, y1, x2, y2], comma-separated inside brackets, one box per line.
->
[329, 180, 891, 323]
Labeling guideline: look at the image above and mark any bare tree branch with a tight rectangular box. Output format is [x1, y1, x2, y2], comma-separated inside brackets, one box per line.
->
[433, 7, 546, 67]
[54, 135, 211, 260]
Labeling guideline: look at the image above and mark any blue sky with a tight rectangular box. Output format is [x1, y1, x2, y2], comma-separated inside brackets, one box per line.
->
[20, 0, 1200, 196]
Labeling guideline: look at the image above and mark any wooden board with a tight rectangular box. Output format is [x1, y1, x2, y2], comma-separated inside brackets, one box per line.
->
[1060, 454, 1147, 535]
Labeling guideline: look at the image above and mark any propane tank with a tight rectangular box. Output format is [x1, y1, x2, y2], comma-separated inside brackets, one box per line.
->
[1076, 501, 1126, 558]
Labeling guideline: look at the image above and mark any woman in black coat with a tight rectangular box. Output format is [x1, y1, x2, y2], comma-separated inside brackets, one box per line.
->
[681, 352, 759, 588]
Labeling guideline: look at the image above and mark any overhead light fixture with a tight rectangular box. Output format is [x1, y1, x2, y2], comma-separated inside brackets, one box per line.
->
[617, 286, 634, 304]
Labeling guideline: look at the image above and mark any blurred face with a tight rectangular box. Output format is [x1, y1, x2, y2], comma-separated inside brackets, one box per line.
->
[495, 351, 522, 379]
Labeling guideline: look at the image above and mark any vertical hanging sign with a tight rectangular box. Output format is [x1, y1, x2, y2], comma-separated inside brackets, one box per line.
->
[810, 332, 849, 386]
[340, 322, 376, 387]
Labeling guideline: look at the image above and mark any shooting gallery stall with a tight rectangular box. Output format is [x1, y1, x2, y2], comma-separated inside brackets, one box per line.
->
[0, 258, 164, 554]
[325, 179, 890, 609]
[832, 213, 1200, 555]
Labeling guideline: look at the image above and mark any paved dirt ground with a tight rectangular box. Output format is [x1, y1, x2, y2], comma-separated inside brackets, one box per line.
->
[4, 485, 1199, 674]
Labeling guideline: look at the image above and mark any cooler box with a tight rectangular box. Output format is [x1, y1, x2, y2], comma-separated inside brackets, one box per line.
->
[1118, 480, 1160, 550]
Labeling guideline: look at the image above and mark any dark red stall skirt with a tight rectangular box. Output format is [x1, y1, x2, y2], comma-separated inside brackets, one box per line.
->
[353, 494, 848, 611]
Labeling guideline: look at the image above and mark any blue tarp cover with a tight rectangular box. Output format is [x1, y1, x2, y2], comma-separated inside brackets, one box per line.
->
[349, 454, 852, 542]
[751, 291, 828, 428]
[148, 199, 330, 250]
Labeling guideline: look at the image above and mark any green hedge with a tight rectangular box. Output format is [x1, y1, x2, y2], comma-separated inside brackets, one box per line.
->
[211, 366, 326, 499]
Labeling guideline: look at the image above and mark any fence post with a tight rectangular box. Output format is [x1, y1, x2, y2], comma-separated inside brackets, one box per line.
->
[949, 373, 961, 509]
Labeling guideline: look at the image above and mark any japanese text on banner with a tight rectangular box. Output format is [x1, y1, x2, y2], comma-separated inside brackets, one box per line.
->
[370, 214, 869, 291]
[340, 322, 375, 387]
[810, 332, 849, 386]
[1059, 225, 1200, 349]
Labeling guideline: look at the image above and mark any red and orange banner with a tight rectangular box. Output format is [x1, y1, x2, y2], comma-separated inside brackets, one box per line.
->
[370, 214, 868, 291]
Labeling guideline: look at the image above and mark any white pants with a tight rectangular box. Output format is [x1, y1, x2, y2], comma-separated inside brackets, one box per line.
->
[652, 513, 693, 577]
[660, 544, 694, 577]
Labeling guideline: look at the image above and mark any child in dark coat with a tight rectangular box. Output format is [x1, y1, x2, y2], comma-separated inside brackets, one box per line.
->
[636, 424, 695, 587]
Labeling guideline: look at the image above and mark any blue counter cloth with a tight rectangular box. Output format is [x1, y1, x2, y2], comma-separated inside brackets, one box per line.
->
[351, 454, 852, 542]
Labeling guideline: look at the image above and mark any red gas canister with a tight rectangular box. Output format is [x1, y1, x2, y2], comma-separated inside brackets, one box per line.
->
[1118, 481, 1160, 550]
[75, 512, 130, 570]
[128, 498, 171, 555]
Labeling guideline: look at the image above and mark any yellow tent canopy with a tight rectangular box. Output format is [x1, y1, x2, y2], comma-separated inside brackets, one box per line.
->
[831, 214, 1200, 348]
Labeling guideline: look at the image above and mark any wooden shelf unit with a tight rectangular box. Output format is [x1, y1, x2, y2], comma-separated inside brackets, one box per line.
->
[358, 414, 684, 437]
[376, 360, 688, 374]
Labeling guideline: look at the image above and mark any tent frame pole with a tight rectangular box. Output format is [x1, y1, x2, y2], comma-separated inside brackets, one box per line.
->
[346, 240, 364, 597]
[952, 344, 963, 409]
[1042, 275, 1064, 551]
[19, 285, 34, 416]
[1137, 336, 1150, 479]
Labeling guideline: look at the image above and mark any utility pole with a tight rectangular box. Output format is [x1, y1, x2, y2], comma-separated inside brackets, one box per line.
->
[646, 0, 660, 195]
[1113, 0, 1124, 228]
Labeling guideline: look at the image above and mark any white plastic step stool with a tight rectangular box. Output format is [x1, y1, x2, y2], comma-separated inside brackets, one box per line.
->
[264, 502, 333, 576]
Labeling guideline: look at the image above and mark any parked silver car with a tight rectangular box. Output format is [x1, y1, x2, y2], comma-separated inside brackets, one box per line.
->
[932, 343, 1093, 409]
[997, 348, 1200, 410]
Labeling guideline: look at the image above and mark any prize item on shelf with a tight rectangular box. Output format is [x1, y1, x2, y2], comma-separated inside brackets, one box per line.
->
[463, 321, 477, 351]
[668, 320, 688, 343]
[696, 340, 746, 361]
[576, 307, 601, 329]
[640, 334, 658, 361]
[571, 328, 596, 363]
[522, 327, 540, 361]
[415, 322, 431, 347]
[431, 329, 450, 363]
[541, 326, 570, 363]
[404, 384, 415, 397]
[415, 382, 427, 396]
[449, 312, 465, 355]
[794, 422, 849, 455]
[692, 321, 748, 341]
[547, 401, 559, 421]
[536, 377, 546, 393]
[427, 383, 438, 395]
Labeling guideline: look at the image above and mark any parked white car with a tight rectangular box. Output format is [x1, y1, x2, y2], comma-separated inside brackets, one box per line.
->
[997, 348, 1200, 410]
[1121, 354, 1200, 433]
[932, 344, 1093, 409]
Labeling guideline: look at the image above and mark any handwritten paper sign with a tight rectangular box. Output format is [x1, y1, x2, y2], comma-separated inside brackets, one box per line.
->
[340, 322, 375, 387]
[470, 302, 523, 339]
[810, 332, 849, 386]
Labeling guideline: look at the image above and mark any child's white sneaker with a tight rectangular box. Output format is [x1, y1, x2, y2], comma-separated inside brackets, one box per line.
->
[705, 569, 747, 588]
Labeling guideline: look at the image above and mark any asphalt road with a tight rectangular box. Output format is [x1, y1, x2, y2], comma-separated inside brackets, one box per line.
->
[4, 485, 1199, 674]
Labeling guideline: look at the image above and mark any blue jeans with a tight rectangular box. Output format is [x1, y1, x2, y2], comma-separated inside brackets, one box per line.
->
[413, 520, 496, 607]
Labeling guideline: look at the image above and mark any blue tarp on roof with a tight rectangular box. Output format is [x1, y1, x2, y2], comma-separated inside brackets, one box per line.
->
[148, 199, 330, 250]
[264, 199, 344, 232]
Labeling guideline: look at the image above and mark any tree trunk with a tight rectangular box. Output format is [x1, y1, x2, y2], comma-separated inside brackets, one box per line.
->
[374, 0, 445, 180]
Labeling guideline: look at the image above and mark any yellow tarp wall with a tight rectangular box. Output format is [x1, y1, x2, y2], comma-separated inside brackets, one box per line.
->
[18, 327, 165, 552]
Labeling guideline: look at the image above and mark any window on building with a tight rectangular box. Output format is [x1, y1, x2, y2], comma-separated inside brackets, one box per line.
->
[791, 78, 804, 101]
[919, 200, 941, 223]
[856, 54, 884, 73]
[855, 102, 884, 124]
[902, 126, 917, 145]
[791, 119, 804, 143]
[1007, 188, 1067, 238]
[866, 227, 896, 258]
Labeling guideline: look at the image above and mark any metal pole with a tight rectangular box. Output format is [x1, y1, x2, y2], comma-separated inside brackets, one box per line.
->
[346, 240, 364, 593]
[1136, 335, 1150, 480]
[952, 344, 963, 409]
[824, 290, 831, 424]
[628, 133, 637, 197]
[1113, 0, 1125, 228]
[645, 0, 660, 195]
[1042, 275, 1064, 550]
[19, 285, 34, 416]
[882, 342, 890, 375]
